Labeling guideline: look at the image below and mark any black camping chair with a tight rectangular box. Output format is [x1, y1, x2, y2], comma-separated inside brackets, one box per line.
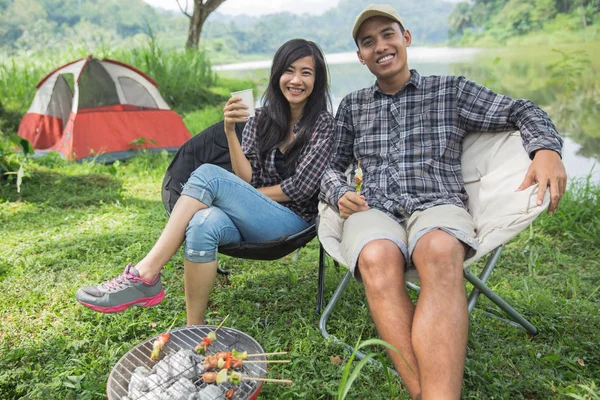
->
[161, 120, 316, 269]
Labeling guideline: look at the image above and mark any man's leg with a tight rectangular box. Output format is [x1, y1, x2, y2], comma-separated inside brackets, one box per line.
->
[358, 239, 422, 399]
[411, 230, 468, 400]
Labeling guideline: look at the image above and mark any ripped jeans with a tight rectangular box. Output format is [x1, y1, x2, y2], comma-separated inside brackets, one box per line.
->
[180, 164, 310, 263]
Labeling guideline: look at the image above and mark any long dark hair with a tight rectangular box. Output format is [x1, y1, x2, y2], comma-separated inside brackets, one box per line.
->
[256, 39, 331, 175]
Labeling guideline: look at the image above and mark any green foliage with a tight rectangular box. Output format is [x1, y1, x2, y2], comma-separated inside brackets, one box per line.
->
[1, 0, 457, 58]
[108, 34, 225, 114]
[201, 0, 454, 55]
[0, 0, 176, 53]
[0, 132, 33, 194]
[0, 154, 599, 399]
[450, 0, 600, 44]
[183, 105, 226, 135]
[338, 338, 409, 400]
[451, 43, 600, 158]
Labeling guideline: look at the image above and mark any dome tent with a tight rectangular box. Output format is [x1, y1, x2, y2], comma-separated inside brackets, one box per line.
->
[18, 55, 190, 162]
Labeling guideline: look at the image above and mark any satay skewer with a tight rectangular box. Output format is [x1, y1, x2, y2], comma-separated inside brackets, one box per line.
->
[150, 316, 178, 360]
[195, 314, 231, 354]
[246, 351, 288, 357]
[243, 359, 291, 364]
[242, 377, 292, 384]
[201, 371, 292, 385]
[355, 159, 363, 196]
[214, 314, 229, 332]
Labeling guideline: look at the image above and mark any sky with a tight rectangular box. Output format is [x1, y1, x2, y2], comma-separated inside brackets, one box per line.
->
[143, 0, 342, 16]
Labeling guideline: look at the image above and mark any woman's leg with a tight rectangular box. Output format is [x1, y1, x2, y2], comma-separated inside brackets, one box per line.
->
[184, 259, 217, 326]
[135, 195, 208, 281]
[182, 164, 309, 242]
[139, 163, 310, 281]
[182, 207, 241, 326]
[76, 164, 308, 313]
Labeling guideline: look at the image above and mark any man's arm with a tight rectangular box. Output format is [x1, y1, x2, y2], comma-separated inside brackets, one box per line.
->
[456, 77, 567, 213]
[320, 98, 369, 218]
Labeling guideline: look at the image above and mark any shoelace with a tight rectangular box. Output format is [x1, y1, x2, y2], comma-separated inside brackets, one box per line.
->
[103, 270, 138, 290]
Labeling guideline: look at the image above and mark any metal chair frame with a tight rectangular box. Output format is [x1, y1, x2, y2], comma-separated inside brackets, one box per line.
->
[315, 242, 539, 362]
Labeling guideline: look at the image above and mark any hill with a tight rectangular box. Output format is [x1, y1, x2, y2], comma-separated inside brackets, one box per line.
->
[0, 0, 454, 56]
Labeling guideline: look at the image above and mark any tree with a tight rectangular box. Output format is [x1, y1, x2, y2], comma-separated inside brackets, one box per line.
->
[177, 0, 227, 48]
[448, 2, 473, 37]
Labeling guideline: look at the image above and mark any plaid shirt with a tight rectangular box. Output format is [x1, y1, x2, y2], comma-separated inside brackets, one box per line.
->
[243, 108, 335, 222]
[320, 70, 563, 222]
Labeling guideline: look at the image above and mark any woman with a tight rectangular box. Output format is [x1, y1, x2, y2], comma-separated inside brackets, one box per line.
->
[75, 39, 335, 325]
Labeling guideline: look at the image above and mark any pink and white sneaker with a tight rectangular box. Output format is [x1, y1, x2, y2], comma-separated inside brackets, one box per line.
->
[75, 263, 164, 313]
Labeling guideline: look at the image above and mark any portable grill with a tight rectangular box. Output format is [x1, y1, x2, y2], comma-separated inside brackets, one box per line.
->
[107, 326, 267, 400]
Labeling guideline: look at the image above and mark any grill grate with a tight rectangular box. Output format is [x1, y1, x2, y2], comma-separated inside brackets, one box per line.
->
[107, 326, 267, 400]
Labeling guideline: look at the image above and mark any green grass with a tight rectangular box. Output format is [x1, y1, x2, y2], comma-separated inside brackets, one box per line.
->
[1, 154, 599, 399]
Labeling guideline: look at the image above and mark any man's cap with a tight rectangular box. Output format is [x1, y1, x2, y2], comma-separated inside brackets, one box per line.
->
[352, 4, 405, 41]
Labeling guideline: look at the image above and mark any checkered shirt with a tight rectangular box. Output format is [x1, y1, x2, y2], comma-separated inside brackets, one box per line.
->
[320, 70, 563, 222]
[243, 108, 335, 222]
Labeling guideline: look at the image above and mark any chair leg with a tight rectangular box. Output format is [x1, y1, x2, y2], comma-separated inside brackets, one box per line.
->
[406, 282, 420, 292]
[319, 270, 352, 341]
[467, 246, 504, 313]
[319, 271, 371, 358]
[319, 269, 399, 377]
[316, 245, 326, 314]
[292, 248, 302, 262]
[463, 266, 538, 335]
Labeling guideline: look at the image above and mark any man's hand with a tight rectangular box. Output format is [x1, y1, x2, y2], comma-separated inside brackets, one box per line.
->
[338, 191, 369, 219]
[517, 149, 567, 214]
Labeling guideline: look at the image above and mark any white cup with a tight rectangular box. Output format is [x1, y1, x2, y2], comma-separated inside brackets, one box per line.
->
[230, 89, 255, 117]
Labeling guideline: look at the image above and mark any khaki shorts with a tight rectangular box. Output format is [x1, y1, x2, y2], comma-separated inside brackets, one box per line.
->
[341, 205, 477, 279]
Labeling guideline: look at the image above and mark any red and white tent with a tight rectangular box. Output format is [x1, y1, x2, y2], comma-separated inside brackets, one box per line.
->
[18, 55, 191, 161]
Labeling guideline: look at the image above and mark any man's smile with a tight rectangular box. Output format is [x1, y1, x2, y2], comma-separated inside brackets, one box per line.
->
[377, 54, 395, 64]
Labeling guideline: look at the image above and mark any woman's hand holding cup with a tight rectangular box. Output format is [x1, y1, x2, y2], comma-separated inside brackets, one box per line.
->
[223, 96, 250, 134]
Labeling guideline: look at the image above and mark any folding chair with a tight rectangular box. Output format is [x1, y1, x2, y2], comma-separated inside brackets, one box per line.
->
[316, 130, 550, 357]
[161, 120, 316, 266]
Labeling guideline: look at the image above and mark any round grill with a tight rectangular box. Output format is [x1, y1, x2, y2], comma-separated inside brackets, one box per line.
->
[107, 326, 267, 400]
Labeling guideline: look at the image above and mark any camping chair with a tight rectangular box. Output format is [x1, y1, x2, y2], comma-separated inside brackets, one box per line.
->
[161, 120, 316, 269]
[316, 130, 550, 358]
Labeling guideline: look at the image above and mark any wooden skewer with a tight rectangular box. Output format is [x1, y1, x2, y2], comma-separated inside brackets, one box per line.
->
[244, 360, 291, 364]
[242, 377, 292, 384]
[357, 159, 361, 170]
[246, 351, 288, 357]
[214, 314, 230, 333]
[165, 316, 178, 334]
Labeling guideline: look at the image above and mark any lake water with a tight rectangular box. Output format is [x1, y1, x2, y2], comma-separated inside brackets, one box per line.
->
[215, 46, 600, 184]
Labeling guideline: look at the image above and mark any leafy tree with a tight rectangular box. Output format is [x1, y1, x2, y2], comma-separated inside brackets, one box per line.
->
[177, 0, 227, 48]
[449, 0, 599, 42]
[0, 0, 46, 46]
[449, 2, 473, 38]
[495, 0, 536, 35]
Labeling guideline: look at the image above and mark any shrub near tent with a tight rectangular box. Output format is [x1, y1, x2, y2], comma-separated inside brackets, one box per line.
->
[18, 55, 191, 161]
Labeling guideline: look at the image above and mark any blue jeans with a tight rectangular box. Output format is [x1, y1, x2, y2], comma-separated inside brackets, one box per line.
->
[180, 164, 310, 263]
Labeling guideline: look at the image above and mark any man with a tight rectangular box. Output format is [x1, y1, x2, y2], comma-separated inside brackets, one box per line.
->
[319, 4, 567, 399]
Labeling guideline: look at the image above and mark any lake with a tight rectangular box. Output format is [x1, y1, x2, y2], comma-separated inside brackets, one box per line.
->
[215, 46, 600, 184]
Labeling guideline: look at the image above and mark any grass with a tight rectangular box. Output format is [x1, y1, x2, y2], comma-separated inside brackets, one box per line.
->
[1, 152, 598, 399]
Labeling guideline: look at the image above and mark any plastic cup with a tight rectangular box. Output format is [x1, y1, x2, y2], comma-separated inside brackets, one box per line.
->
[230, 89, 255, 117]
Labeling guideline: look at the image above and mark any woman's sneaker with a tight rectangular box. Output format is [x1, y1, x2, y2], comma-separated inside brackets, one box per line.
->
[75, 263, 164, 313]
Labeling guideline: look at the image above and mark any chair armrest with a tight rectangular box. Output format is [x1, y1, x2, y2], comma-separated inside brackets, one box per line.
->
[462, 131, 550, 264]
